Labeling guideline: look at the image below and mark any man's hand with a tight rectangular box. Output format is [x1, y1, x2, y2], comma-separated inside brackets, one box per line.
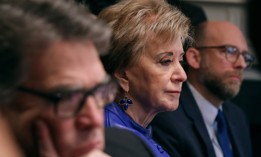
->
[36, 120, 111, 157]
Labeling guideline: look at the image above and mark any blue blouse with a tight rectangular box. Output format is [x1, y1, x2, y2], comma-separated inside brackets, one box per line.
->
[105, 102, 170, 157]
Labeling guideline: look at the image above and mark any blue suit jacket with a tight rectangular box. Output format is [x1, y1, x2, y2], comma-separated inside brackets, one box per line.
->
[151, 82, 252, 157]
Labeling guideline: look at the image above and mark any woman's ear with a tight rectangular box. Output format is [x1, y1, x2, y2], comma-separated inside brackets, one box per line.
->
[186, 47, 201, 69]
[114, 70, 129, 92]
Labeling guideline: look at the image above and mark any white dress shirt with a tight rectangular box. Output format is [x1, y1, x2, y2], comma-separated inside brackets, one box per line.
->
[187, 82, 224, 157]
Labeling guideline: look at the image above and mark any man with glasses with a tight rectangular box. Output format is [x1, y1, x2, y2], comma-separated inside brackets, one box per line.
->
[0, 0, 115, 156]
[152, 21, 253, 157]
[0, 0, 156, 157]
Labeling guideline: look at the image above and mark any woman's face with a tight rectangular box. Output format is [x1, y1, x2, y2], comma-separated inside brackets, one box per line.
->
[124, 38, 187, 112]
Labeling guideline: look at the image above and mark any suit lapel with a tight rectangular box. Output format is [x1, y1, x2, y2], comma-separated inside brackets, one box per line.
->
[181, 83, 216, 157]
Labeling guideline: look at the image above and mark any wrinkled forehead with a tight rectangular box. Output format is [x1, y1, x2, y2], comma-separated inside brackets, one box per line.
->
[23, 40, 107, 89]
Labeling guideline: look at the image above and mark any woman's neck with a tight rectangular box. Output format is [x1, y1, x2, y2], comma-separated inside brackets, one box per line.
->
[124, 104, 158, 128]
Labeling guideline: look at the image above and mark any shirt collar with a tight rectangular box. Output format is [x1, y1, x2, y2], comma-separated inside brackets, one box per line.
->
[187, 82, 221, 126]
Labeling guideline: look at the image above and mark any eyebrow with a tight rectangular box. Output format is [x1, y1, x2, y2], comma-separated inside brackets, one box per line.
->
[43, 75, 112, 93]
[180, 52, 185, 57]
[156, 51, 174, 58]
[156, 51, 186, 58]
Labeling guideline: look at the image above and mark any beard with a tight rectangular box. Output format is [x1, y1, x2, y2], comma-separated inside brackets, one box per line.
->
[203, 77, 240, 100]
[199, 64, 242, 101]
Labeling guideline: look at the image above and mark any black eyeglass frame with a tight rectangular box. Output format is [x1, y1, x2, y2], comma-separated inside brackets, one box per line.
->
[17, 77, 117, 118]
[195, 45, 255, 68]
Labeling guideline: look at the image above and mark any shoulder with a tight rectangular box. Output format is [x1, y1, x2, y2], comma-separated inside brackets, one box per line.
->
[105, 102, 122, 118]
[105, 127, 155, 157]
[223, 101, 250, 126]
[104, 102, 128, 127]
[223, 101, 247, 117]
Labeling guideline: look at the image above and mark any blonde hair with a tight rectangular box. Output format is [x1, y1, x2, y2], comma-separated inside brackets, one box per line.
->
[99, 0, 191, 74]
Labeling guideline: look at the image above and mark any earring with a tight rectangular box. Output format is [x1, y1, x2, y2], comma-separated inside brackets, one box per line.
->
[119, 97, 133, 110]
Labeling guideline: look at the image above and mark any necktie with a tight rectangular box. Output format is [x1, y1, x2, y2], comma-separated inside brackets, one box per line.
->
[215, 110, 234, 157]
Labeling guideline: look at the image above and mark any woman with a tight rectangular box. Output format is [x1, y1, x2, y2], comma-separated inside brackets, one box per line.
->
[98, 0, 192, 156]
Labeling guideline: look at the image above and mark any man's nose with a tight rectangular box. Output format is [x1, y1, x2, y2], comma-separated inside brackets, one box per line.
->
[234, 54, 247, 69]
[75, 96, 104, 130]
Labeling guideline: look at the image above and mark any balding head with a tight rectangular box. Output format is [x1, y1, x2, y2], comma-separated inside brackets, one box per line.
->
[193, 21, 248, 50]
[185, 21, 254, 104]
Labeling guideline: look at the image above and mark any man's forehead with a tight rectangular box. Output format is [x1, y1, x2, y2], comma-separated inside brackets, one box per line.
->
[24, 41, 107, 90]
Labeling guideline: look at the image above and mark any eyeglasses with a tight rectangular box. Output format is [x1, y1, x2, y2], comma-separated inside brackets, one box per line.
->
[195, 45, 255, 68]
[17, 76, 117, 118]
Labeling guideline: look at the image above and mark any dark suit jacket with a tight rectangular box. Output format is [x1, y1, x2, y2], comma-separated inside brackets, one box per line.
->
[105, 127, 156, 157]
[151, 83, 252, 157]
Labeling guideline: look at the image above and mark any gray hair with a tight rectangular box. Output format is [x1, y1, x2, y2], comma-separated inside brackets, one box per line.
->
[0, 0, 111, 105]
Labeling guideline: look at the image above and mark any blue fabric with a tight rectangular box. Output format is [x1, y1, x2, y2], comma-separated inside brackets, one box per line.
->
[216, 110, 234, 157]
[105, 102, 170, 157]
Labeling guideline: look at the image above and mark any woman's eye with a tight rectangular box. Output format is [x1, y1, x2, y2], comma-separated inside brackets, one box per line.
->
[160, 59, 172, 66]
[179, 60, 187, 67]
[179, 60, 184, 64]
